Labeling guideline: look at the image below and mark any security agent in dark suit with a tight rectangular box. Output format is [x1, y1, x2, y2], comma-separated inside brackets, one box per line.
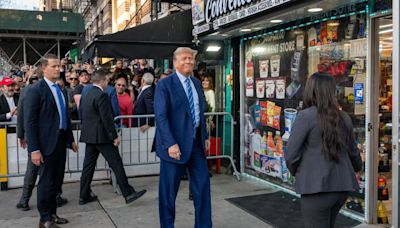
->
[24, 54, 78, 228]
[79, 69, 146, 205]
[133, 72, 155, 130]
[16, 75, 68, 211]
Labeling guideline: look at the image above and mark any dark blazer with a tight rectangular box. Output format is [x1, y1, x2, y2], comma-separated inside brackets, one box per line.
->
[79, 86, 118, 144]
[285, 106, 362, 195]
[17, 86, 29, 138]
[0, 94, 19, 122]
[133, 85, 155, 127]
[24, 79, 74, 155]
[154, 73, 208, 164]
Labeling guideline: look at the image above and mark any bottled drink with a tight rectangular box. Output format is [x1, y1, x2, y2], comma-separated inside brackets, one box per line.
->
[275, 131, 283, 156]
[267, 132, 276, 156]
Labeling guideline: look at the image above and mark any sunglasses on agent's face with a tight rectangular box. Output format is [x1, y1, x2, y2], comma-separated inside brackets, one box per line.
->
[70, 77, 78, 81]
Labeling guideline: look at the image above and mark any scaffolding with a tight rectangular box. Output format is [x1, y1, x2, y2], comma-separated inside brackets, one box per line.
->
[0, 8, 84, 72]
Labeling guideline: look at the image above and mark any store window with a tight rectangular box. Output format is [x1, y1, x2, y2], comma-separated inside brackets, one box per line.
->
[242, 10, 368, 215]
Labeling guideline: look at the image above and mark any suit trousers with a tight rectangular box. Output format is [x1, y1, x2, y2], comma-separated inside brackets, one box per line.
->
[301, 191, 349, 228]
[159, 133, 212, 228]
[18, 153, 39, 204]
[19, 154, 64, 205]
[37, 131, 67, 222]
[80, 143, 135, 199]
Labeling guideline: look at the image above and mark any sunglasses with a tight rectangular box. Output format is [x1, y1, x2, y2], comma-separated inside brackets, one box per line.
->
[70, 78, 78, 81]
[116, 84, 126, 87]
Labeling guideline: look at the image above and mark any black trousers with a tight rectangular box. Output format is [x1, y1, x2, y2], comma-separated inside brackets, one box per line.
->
[80, 143, 135, 199]
[19, 154, 64, 205]
[301, 191, 349, 228]
[37, 132, 67, 222]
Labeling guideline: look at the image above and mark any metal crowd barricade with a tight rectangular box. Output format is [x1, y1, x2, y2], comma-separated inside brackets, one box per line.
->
[0, 112, 239, 190]
[114, 112, 240, 181]
[0, 121, 113, 189]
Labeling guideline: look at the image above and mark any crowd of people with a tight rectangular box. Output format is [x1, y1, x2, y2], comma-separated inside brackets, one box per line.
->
[0, 49, 218, 228]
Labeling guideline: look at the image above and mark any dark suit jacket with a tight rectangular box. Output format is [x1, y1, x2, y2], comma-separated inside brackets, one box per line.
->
[24, 79, 74, 155]
[0, 94, 19, 122]
[154, 73, 208, 164]
[79, 86, 118, 144]
[17, 86, 29, 138]
[133, 85, 155, 127]
[285, 106, 362, 195]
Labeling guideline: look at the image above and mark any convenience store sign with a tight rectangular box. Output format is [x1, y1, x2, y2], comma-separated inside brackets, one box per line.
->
[193, 0, 292, 35]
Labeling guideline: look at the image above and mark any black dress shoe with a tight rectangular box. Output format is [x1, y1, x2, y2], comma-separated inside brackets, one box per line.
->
[125, 190, 146, 204]
[56, 196, 68, 207]
[52, 214, 69, 224]
[39, 220, 60, 228]
[79, 195, 98, 205]
[16, 202, 30, 211]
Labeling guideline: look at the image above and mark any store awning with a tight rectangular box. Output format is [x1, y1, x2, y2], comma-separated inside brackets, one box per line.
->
[84, 10, 193, 60]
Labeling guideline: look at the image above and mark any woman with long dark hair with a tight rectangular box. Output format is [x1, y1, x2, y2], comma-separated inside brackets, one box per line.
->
[285, 73, 362, 228]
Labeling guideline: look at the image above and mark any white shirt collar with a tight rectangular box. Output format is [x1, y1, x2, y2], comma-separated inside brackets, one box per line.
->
[141, 85, 152, 92]
[94, 84, 104, 91]
[44, 77, 56, 87]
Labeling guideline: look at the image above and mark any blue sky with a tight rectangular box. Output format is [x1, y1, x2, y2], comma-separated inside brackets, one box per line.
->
[1, 0, 39, 10]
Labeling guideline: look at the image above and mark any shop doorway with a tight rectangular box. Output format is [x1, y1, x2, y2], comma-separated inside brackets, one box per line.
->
[369, 15, 393, 225]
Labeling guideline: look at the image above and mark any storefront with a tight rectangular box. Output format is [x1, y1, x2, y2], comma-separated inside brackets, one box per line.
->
[193, 0, 398, 225]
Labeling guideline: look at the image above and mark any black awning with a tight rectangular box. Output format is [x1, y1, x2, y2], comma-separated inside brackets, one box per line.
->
[85, 10, 194, 59]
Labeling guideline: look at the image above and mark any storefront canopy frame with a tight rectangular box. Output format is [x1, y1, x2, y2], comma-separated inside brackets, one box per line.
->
[83, 10, 194, 60]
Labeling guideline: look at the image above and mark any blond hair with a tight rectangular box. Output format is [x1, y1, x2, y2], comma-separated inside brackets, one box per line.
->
[173, 47, 197, 60]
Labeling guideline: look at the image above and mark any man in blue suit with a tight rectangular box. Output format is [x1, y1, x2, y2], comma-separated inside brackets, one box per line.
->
[24, 54, 78, 228]
[154, 47, 212, 228]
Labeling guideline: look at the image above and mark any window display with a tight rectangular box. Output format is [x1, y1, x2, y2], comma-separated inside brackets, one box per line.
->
[243, 12, 368, 215]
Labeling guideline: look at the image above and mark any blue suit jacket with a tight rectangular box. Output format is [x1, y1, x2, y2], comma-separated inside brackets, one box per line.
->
[24, 79, 74, 156]
[154, 73, 208, 164]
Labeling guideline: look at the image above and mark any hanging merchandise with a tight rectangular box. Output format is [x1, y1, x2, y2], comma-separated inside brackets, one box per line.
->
[308, 26, 318, 47]
[319, 22, 328, 45]
[254, 101, 261, 126]
[246, 55, 254, 97]
[259, 60, 269, 78]
[296, 35, 305, 50]
[267, 101, 276, 128]
[327, 20, 339, 42]
[266, 79, 275, 98]
[270, 55, 281, 77]
[275, 79, 286, 99]
[357, 15, 366, 39]
[256, 79, 265, 98]
[260, 101, 268, 127]
[346, 15, 357, 39]
[272, 105, 282, 130]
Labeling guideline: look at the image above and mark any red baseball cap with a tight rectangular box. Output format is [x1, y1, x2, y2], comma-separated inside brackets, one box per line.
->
[0, 77, 16, 86]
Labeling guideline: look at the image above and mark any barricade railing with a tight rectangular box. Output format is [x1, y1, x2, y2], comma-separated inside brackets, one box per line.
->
[0, 112, 239, 190]
[114, 112, 240, 181]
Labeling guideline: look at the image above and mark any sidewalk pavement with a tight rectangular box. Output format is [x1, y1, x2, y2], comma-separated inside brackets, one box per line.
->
[0, 174, 388, 228]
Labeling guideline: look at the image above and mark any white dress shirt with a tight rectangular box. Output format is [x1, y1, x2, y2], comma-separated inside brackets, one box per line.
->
[44, 77, 66, 129]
